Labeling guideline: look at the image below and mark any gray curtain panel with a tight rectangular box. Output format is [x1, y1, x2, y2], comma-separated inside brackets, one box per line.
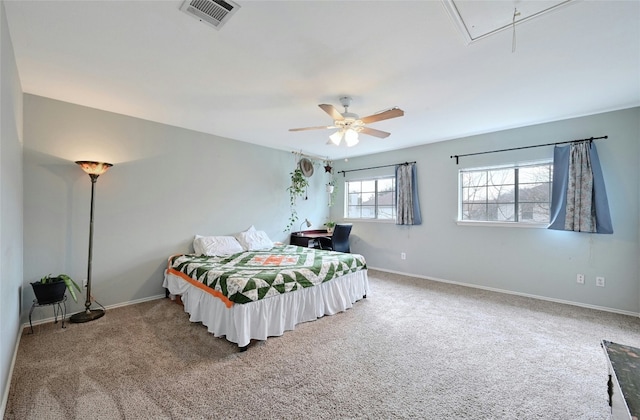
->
[396, 163, 422, 225]
[548, 141, 613, 233]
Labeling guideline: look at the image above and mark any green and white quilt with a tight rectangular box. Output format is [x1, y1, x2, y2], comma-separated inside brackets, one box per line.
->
[166, 245, 367, 307]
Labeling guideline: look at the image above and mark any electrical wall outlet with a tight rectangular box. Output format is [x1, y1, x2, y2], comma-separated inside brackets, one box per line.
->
[576, 274, 585, 284]
[401, 252, 406, 260]
[596, 276, 605, 287]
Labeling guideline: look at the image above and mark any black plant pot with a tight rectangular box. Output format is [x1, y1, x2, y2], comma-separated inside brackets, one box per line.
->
[31, 280, 66, 305]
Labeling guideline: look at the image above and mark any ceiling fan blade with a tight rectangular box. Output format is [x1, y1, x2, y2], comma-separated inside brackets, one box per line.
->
[360, 127, 391, 138]
[319, 104, 344, 121]
[289, 125, 334, 132]
[360, 108, 404, 124]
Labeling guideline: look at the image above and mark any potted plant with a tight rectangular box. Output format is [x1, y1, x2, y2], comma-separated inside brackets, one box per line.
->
[326, 178, 337, 207]
[324, 221, 336, 234]
[285, 168, 310, 231]
[326, 181, 335, 194]
[31, 274, 81, 305]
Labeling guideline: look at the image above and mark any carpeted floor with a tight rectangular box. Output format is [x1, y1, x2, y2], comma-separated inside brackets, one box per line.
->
[5, 269, 640, 419]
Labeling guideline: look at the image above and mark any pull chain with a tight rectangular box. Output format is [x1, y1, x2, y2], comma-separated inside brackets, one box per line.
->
[512, 8, 521, 53]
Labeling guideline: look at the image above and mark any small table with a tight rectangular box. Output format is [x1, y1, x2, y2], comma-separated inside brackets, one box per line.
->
[602, 340, 640, 420]
[290, 229, 331, 247]
[29, 295, 67, 333]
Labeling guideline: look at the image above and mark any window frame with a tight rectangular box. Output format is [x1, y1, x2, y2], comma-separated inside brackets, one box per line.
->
[343, 176, 397, 222]
[457, 160, 553, 228]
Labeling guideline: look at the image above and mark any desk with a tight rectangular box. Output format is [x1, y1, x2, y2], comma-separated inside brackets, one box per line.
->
[602, 340, 639, 420]
[290, 230, 331, 247]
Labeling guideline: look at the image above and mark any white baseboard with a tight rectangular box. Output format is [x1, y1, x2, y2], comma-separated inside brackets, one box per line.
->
[102, 294, 166, 311]
[22, 294, 166, 328]
[1, 325, 23, 418]
[368, 266, 640, 318]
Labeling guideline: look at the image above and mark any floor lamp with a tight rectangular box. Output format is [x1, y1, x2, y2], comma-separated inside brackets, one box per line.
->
[70, 160, 113, 323]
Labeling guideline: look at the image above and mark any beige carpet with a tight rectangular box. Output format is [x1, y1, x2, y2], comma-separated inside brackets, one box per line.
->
[5, 270, 640, 419]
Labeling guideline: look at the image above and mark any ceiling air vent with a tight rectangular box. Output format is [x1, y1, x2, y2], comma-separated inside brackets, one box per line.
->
[180, 0, 240, 30]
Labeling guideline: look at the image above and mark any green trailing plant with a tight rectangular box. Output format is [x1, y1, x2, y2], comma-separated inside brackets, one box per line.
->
[285, 168, 310, 231]
[39, 274, 82, 303]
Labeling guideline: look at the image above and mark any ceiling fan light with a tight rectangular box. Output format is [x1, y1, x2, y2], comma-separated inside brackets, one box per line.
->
[329, 130, 343, 146]
[345, 137, 359, 147]
[344, 129, 359, 147]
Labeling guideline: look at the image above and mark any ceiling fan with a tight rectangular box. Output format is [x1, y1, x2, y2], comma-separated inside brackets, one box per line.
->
[289, 96, 404, 147]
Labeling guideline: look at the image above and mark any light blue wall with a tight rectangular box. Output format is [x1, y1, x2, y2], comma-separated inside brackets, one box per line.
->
[332, 108, 640, 314]
[0, 0, 24, 414]
[21, 98, 640, 321]
[5, 26, 639, 412]
[22, 94, 332, 323]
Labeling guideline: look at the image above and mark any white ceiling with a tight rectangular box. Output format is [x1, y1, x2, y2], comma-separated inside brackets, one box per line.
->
[4, 0, 639, 160]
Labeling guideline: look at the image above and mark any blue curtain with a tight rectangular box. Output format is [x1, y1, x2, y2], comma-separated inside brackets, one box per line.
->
[396, 163, 422, 225]
[548, 141, 612, 233]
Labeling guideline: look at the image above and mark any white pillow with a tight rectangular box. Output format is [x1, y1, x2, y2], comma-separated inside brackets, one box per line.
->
[235, 229, 274, 251]
[193, 235, 244, 256]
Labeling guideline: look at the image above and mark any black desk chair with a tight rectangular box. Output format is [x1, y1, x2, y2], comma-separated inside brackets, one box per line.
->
[317, 223, 352, 253]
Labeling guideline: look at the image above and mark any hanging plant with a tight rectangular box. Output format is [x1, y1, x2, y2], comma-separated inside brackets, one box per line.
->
[285, 168, 310, 231]
[326, 177, 337, 207]
[325, 161, 337, 207]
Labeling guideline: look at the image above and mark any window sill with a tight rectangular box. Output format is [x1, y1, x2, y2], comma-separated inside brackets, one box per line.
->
[456, 220, 549, 229]
[343, 219, 396, 224]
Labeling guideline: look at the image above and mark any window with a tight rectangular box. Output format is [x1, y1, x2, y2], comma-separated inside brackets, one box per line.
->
[459, 162, 552, 224]
[346, 177, 396, 220]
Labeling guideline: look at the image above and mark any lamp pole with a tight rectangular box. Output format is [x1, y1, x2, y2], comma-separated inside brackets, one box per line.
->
[70, 161, 112, 323]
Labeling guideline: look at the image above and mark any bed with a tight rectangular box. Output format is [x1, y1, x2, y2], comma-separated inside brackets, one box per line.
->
[162, 241, 369, 350]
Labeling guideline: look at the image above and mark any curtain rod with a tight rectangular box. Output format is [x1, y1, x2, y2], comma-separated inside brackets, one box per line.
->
[337, 161, 416, 177]
[450, 135, 608, 165]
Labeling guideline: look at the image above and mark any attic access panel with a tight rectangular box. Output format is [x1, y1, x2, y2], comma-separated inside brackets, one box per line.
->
[442, 0, 574, 44]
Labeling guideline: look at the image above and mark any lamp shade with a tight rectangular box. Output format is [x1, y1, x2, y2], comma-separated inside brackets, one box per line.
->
[76, 161, 113, 176]
[329, 130, 344, 146]
[344, 129, 359, 147]
[299, 218, 312, 232]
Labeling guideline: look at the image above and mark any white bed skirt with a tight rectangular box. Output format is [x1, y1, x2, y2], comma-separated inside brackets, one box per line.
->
[162, 269, 369, 348]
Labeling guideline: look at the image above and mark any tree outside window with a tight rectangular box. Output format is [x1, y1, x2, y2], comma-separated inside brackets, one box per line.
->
[460, 163, 552, 224]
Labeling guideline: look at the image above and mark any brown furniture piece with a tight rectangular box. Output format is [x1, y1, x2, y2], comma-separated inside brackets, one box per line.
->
[602, 340, 639, 420]
[290, 229, 331, 248]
